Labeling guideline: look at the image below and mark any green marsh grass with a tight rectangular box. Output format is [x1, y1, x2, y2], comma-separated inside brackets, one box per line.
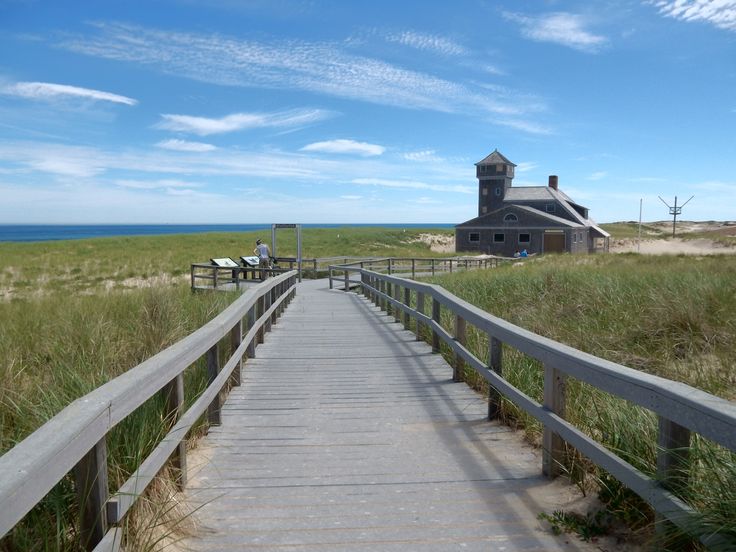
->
[423, 253, 736, 549]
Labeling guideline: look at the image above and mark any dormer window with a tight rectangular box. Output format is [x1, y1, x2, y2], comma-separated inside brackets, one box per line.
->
[504, 213, 518, 222]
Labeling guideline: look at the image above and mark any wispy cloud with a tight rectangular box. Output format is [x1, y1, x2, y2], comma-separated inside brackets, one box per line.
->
[352, 177, 473, 194]
[402, 149, 444, 162]
[503, 12, 607, 52]
[340, 195, 363, 200]
[515, 161, 538, 173]
[1, 81, 137, 105]
[496, 118, 553, 135]
[653, 1, 736, 32]
[56, 22, 544, 129]
[301, 139, 385, 156]
[156, 109, 331, 136]
[587, 171, 607, 180]
[114, 178, 201, 190]
[385, 30, 466, 56]
[155, 139, 216, 152]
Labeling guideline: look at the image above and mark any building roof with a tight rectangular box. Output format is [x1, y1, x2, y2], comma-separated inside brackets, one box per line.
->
[456, 204, 584, 228]
[475, 149, 516, 167]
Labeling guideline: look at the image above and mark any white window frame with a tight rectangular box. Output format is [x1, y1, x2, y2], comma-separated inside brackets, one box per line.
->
[469, 232, 480, 243]
[503, 213, 518, 222]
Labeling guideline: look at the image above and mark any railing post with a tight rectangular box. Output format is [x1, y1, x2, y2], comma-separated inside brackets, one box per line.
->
[386, 282, 393, 317]
[411, 259, 416, 279]
[403, 286, 411, 329]
[213, 267, 218, 289]
[379, 279, 386, 311]
[207, 344, 221, 426]
[431, 298, 441, 353]
[657, 417, 690, 491]
[190, 265, 195, 290]
[265, 288, 273, 333]
[449, 260, 453, 273]
[329, 267, 334, 289]
[488, 337, 503, 420]
[431, 259, 435, 276]
[453, 315, 466, 382]
[73, 438, 109, 551]
[162, 374, 187, 489]
[230, 319, 242, 387]
[416, 291, 425, 341]
[344, 270, 349, 292]
[388, 258, 393, 275]
[247, 304, 257, 358]
[270, 287, 277, 325]
[257, 295, 265, 344]
[542, 364, 566, 477]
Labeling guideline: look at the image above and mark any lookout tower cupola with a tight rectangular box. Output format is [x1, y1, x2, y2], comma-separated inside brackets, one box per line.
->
[475, 149, 516, 216]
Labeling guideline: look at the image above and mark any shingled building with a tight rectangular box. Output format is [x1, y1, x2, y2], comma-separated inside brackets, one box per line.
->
[455, 150, 610, 256]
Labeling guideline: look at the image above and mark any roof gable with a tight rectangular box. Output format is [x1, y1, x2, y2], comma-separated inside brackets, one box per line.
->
[456, 204, 582, 228]
[475, 149, 516, 167]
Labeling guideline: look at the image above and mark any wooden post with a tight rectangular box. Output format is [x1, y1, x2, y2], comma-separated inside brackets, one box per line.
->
[213, 268, 218, 289]
[265, 289, 273, 333]
[388, 258, 393, 275]
[411, 259, 416, 279]
[379, 279, 386, 311]
[487, 337, 503, 420]
[162, 374, 187, 489]
[313, 259, 318, 275]
[431, 298, 441, 353]
[230, 319, 242, 387]
[329, 267, 333, 289]
[257, 296, 265, 344]
[542, 364, 566, 477]
[344, 271, 349, 292]
[73, 438, 109, 551]
[416, 291, 425, 341]
[246, 305, 256, 358]
[453, 315, 466, 382]
[657, 417, 690, 492]
[270, 287, 277, 325]
[386, 282, 393, 317]
[449, 260, 453, 273]
[206, 344, 221, 426]
[190, 265, 195, 290]
[403, 287, 411, 329]
[431, 259, 435, 276]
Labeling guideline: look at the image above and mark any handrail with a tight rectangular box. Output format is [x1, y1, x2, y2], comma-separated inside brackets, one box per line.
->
[0, 271, 298, 550]
[347, 267, 736, 547]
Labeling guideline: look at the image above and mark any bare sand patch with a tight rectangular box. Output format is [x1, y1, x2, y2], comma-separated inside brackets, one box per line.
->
[611, 238, 736, 255]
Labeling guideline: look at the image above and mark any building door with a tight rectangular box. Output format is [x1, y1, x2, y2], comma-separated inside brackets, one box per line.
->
[543, 232, 565, 253]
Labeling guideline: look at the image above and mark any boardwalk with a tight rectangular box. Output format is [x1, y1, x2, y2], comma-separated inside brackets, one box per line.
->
[180, 280, 595, 551]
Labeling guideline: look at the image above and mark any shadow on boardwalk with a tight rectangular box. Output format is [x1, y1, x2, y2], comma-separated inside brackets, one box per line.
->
[177, 279, 600, 551]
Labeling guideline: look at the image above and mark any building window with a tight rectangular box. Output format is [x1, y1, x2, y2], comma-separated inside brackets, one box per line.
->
[493, 233, 504, 243]
[496, 164, 504, 172]
[573, 233, 577, 243]
[482, 187, 488, 196]
[494, 187, 502, 196]
[503, 213, 518, 222]
[469, 232, 480, 243]
[519, 233, 530, 243]
[481, 206, 487, 214]
[545, 204, 555, 213]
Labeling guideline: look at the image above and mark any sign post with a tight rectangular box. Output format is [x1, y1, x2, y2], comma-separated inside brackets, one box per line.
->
[271, 224, 302, 282]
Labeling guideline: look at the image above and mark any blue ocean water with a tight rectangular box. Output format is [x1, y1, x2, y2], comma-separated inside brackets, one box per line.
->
[0, 224, 453, 243]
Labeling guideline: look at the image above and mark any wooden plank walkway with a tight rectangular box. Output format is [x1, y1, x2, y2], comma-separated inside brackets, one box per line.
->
[179, 280, 597, 551]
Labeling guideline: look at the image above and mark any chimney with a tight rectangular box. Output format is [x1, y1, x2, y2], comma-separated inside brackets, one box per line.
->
[548, 175, 558, 190]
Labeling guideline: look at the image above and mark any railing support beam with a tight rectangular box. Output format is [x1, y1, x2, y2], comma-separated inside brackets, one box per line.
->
[73, 438, 109, 551]
[542, 364, 566, 478]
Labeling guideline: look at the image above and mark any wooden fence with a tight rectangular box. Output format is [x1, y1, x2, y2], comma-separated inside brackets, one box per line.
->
[0, 271, 298, 551]
[328, 256, 503, 290]
[336, 265, 736, 547]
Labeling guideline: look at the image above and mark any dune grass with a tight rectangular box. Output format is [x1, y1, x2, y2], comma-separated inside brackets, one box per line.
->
[423, 253, 736, 549]
[0, 227, 452, 300]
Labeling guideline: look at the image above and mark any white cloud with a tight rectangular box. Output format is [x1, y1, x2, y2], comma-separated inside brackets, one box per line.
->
[340, 195, 363, 200]
[496, 118, 553, 135]
[402, 150, 444, 162]
[155, 139, 216, 152]
[515, 161, 538, 173]
[114, 178, 201, 190]
[503, 12, 607, 52]
[57, 22, 545, 130]
[1, 81, 137, 105]
[413, 196, 440, 204]
[352, 177, 474, 194]
[385, 30, 466, 56]
[301, 139, 385, 156]
[654, 1, 736, 32]
[156, 109, 331, 136]
[587, 171, 607, 180]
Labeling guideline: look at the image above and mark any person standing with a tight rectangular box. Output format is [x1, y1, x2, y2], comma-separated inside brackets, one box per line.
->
[254, 239, 271, 280]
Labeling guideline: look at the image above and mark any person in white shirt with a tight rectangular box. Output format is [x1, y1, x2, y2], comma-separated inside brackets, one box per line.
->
[254, 239, 271, 279]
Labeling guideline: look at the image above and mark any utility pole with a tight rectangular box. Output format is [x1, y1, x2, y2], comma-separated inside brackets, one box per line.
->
[658, 195, 694, 237]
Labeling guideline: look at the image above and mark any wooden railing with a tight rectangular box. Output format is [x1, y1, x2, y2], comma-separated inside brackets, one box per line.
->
[0, 271, 298, 551]
[328, 256, 503, 290]
[343, 267, 736, 547]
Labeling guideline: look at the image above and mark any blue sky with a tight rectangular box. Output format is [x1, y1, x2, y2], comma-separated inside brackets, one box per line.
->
[0, 0, 734, 224]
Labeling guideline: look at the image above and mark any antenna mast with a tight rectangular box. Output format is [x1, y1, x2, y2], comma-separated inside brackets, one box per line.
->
[658, 195, 694, 237]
